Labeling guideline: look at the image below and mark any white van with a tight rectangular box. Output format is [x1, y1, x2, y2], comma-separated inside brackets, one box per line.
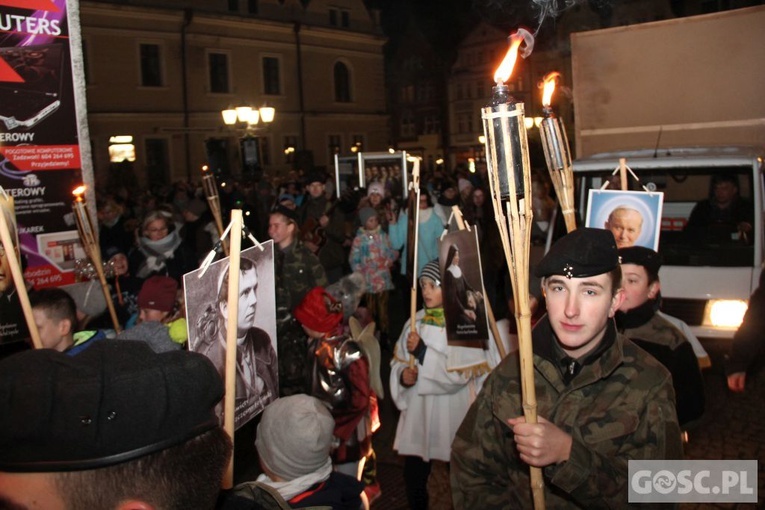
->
[566, 146, 763, 340]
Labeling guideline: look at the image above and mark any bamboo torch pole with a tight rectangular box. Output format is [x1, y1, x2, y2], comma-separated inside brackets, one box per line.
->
[408, 158, 421, 369]
[202, 165, 229, 256]
[539, 72, 576, 234]
[222, 209, 243, 489]
[482, 30, 545, 509]
[0, 189, 41, 349]
[450, 205, 507, 359]
[71, 186, 122, 333]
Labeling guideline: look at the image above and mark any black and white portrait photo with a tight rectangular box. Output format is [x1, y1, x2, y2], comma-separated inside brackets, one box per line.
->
[184, 243, 278, 430]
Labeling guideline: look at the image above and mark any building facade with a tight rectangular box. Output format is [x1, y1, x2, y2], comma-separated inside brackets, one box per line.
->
[80, 0, 388, 189]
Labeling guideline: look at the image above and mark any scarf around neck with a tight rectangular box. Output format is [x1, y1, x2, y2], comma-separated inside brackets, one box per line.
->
[256, 458, 333, 501]
[422, 307, 445, 328]
[137, 231, 181, 278]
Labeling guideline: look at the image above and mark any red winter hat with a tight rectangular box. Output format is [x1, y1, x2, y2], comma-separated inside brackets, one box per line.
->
[293, 287, 343, 334]
[137, 276, 178, 313]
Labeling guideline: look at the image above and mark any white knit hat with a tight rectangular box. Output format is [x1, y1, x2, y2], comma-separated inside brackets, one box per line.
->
[255, 395, 335, 481]
[367, 181, 384, 197]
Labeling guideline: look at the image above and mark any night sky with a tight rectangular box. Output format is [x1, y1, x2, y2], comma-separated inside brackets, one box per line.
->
[365, 0, 605, 61]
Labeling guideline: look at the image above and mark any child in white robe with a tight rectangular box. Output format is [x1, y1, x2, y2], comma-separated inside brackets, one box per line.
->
[389, 259, 501, 509]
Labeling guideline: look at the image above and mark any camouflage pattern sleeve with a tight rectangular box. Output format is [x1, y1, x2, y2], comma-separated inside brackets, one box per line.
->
[451, 358, 523, 509]
[546, 369, 684, 508]
[451, 336, 684, 509]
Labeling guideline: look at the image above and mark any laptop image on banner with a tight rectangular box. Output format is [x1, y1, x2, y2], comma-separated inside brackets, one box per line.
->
[0, 44, 64, 131]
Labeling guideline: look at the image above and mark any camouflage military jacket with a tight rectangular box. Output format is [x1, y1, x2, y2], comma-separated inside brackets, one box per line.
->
[275, 239, 328, 313]
[451, 317, 683, 509]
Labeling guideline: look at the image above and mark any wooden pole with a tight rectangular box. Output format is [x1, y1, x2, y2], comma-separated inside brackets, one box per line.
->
[72, 194, 122, 333]
[408, 159, 421, 369]
[450, 206, 507, 359]
[222, 209, 243, 489]
[203, 169, 229, 256]
[483, 101, 545, 509]
[0, 192, 42, 349]
[619, 158, 628, 190]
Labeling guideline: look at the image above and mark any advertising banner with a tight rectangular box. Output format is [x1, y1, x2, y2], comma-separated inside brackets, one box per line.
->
[0, 0, 85, 346]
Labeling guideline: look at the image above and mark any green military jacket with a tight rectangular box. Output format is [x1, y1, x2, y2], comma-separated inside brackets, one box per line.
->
[275, 239, 328, 313]
[451, 317, 683, 509]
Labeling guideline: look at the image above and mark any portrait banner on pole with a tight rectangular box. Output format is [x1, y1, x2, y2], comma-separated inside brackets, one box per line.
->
[439, 228, 490, 348]
[184, 242, 278, 430]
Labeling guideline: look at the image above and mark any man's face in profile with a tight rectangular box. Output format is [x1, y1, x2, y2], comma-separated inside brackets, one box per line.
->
[0, 244, 14, 294]
[237, 268, 258, 337]
[605, 209, 643, 248]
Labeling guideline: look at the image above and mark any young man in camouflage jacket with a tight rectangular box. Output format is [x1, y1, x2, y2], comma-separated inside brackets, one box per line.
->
[451, 228, 683, 509]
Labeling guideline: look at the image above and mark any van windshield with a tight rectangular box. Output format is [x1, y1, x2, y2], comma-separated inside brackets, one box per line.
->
[576, 165, 755, 267]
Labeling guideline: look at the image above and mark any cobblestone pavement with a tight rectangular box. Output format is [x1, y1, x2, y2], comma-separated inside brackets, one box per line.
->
[373, 338, 764, 509]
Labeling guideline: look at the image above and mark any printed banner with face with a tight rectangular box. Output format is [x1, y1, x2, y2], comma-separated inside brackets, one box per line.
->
[0, 0, 86, 315]
[184, 243, 278, 430]
[439, 229, 490, 348]
[586, 189, 664, 250]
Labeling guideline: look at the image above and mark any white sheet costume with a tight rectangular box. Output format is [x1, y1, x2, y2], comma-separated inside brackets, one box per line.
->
[389, 308, 504, 462]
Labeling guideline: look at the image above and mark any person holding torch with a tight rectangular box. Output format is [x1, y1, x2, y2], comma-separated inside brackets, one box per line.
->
[451, 228, 683, 508]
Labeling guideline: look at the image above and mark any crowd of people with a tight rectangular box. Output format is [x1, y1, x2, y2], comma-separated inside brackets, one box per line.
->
[0, 164, 761, 509]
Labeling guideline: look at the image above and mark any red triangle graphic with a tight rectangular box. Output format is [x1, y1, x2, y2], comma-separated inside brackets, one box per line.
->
[0, 0, 59, 11]
[0, 57, 23, 83]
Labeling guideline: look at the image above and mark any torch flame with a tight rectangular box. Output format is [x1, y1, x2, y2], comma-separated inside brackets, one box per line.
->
[72, 185, 86, 200]
[493, 33, 524, 85]
[542, 72, 561, 107]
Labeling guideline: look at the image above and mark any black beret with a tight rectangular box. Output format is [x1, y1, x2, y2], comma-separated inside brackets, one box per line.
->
[271, 204, 298, 223]
[0, 340, 223, 472]
[618, 246, 662, 280]
[535, 228, 619, 279]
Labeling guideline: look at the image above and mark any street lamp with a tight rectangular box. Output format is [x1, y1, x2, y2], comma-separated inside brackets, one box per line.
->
[220, 105, 276, 181]
[221, 105, 276, 130]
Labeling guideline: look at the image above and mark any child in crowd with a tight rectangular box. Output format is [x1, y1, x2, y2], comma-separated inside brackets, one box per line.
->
[349, 206, 396, 337]
[30, 288, 105, 355]
[615, 246, 705, 427]
[390, 259, 499, 510]
[224, 394, 367, 510]
[115, 275, 186, 352]
[293, 287, 381, 501]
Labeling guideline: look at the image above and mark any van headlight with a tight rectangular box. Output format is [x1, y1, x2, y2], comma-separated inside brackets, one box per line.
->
[703, 299, 748, 329]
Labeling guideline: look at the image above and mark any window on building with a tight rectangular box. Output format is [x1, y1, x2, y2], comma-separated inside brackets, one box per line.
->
[334, 62, 351, 103]
[261, 136, 271, 165]
[247, 0, 258, 14]
[456, 83, 463, 100]
[400, 112, 415, 138]
[328, 134, 342, 160]
[208, 52, 230, 94]
[139, 43, 163, 87]
[262, 56, 281, 95]
[145, 138, 170, 187]
[228, 0, 238, 12]
[108, 135, 136, 163]
[424, 115, 440, 134]
[329, 8, 349, 27]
